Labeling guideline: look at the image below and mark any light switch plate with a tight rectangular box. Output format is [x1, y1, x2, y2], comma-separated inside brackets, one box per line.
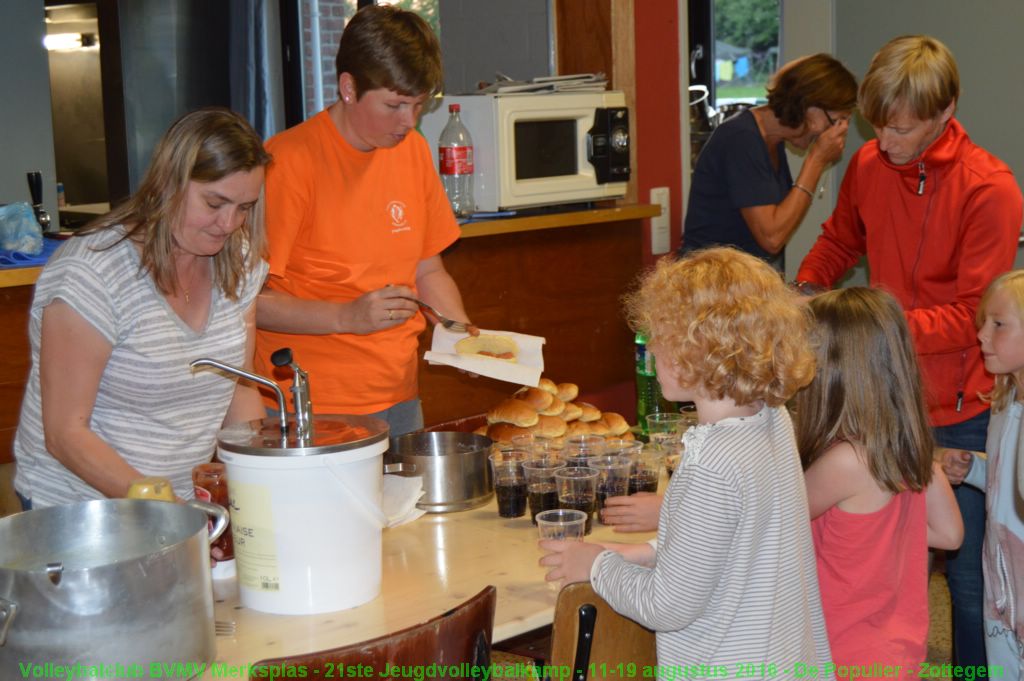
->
[650, 186, 670, 254]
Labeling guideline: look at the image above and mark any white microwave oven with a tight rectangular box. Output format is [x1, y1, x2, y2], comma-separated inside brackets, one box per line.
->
[418, 91, 631, 212]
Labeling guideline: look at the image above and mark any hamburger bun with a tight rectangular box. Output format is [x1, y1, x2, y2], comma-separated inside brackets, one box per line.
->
[577, 401, 601, 423]
[612, 430, 636, 442]
[539, 394, 566, 417]
[486, 422, 535, 443]
[565, 420, 594, 437]
[600, 412, 630, 437]
[561, 402, 583, 422]
[455, 334, 519, 362]
[486, 399, 540, 427]
[533, 414, 568, 439]
[587, 417, 611, 437]
[538, 377, 558, 395]
[556, 382, 579, 403]
[514, 386, 554, 412]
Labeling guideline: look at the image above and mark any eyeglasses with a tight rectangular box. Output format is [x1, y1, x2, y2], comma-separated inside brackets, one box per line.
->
[823, 110, 837, 126]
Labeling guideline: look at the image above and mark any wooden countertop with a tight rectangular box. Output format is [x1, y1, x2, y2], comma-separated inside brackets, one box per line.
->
[205, 493, 656, 672]
[0, 205, 659, 290]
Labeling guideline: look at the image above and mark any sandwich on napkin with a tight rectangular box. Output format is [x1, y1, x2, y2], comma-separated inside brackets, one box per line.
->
[455, 334, 519, 362]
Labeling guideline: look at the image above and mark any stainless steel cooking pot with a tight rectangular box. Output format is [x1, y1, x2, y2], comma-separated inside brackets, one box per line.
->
[387, 431, 493, 512]
[0, 498, 227, 677]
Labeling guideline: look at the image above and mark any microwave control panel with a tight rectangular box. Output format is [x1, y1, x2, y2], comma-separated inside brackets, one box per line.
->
[587, 108, 631, 184]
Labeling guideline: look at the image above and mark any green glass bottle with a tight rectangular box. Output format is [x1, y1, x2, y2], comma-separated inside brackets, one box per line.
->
[635, 332, 674, 435]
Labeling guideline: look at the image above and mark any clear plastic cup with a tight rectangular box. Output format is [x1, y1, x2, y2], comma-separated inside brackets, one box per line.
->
[564, 434, 606, 468]
[628, 444, 663, 495]
[489, 450, 528, 518]
[531, 437, 565, 463]
[586, 455, 632, 523]
[536, 509, 587, 541]
[522, 459, 566, 524]
[604, 439, 643, 457]
[646, 412, 686, 445]
[555, 466, 599, 535]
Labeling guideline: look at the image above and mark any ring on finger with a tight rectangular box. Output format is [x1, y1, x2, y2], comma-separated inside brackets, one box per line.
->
[387, 309, 394, 321]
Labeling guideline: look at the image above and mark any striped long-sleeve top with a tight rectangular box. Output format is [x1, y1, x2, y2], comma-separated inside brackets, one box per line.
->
[591, 406, 834, 677]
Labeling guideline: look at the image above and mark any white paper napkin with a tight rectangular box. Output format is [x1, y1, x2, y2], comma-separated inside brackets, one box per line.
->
[382, 474, 426, 528]
[424, 325, 546, 387]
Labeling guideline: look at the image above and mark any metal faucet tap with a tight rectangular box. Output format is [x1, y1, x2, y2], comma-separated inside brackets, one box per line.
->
[189, 357, 289, 435]
[27, 171, 51, 232]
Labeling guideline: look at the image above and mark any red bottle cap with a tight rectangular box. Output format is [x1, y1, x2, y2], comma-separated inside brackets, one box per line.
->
[449, 103, 460, 112]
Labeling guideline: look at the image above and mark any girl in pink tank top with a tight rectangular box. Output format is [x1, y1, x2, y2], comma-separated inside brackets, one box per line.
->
[794, 288, 964, 680]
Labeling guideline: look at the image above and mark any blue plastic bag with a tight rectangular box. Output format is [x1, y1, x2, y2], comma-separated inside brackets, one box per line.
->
[0, 202, 44, 255]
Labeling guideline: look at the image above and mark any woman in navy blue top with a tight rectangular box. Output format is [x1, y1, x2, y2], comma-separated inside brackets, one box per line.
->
[680, 54, 856, 272]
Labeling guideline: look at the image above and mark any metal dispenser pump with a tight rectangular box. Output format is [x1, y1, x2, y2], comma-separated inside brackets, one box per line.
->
[190, 347, 314, 446]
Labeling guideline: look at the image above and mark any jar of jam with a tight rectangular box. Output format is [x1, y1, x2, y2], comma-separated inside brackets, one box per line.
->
[192, 462, 233, 561]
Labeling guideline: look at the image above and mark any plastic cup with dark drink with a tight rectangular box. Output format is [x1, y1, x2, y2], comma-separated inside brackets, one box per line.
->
[489, 450, 528, 518]
[663, 441, 684, 479]
[522, 459, 566, 524]
[564, 434, 606, 468]
[586, 455, 631, 523]
[555, 466, 599, 534]
[628, 444, 663, 495]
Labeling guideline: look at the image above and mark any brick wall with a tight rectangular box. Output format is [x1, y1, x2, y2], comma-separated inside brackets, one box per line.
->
[302, 0, 356, 117]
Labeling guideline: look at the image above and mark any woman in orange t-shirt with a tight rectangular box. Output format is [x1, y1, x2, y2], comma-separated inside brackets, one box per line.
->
[255, 5, 474, 436]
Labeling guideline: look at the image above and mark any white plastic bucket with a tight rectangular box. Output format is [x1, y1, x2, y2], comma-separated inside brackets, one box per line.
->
[216, 417, 389, 615]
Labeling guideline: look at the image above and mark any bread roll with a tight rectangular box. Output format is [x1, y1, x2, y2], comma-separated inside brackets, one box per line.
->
[561, 402, 583, 422]
[577, 401, 601, 423]
[566, 420, 593, 437]
[556, 382, 579, 403]
[533, 414, 568, 439]
[455, 334, 519, 361]
[600, 412, 630, 437]
[473, 425, 488, 437]
[539, 394, 565, 417]
[514, 386, 554, 412]
[487, 399, 540, 427]
[538, 377, 558, 395]
[487, 422, 535, 443]
[613, 431, 636, 442]
[588, 418, 611, 437]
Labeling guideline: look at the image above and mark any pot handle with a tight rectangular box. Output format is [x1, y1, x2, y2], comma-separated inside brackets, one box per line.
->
[324, 459, 388, 529]
[0, 595, 17, 647]
[384, 462, 416, 474]
[187, 499, 229, 544]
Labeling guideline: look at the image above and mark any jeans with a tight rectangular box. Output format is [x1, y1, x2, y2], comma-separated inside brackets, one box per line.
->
[934, 409, 990, 675]
[16, 489, 31, 511]
[370, 398, 424, 450]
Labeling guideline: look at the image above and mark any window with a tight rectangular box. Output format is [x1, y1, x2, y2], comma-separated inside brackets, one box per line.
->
[689, 0, 780, 109]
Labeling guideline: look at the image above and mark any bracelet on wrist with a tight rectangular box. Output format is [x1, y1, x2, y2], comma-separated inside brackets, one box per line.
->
[793, 183, 814, 199]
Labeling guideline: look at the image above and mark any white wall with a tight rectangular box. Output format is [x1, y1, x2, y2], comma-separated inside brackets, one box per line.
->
[0, 2, 57, 220]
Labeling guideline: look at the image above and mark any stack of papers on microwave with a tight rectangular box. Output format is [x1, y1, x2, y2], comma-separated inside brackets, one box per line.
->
[478, 73, 608, 95]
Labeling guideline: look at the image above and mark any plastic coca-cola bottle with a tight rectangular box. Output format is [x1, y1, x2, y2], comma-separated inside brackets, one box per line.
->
[438, 103, 475, 217]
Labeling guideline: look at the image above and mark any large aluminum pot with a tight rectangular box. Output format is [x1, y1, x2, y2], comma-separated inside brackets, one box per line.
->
[0, 498, 227, 678]
[387, 431, 493, 513]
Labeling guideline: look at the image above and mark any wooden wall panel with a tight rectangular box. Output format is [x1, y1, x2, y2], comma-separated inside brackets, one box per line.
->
[418, 221, 643, 427]
[0, 285, 32, 465]
[555, 0, 613, 85]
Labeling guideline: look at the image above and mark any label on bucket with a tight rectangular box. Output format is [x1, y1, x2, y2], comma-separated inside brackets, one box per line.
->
[229, 480, 281, 592]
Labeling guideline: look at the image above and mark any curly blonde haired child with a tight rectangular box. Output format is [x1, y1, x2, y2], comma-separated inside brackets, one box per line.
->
[541, 247, 832, 670]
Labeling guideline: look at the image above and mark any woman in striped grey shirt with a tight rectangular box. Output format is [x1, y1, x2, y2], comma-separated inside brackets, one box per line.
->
[14, 109, 271, 509]
[540, 247, 834, 673]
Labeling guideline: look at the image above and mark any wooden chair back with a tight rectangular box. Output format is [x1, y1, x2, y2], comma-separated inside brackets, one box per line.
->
[250, 585, 496, 679]
[549, 582, 656, 681]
